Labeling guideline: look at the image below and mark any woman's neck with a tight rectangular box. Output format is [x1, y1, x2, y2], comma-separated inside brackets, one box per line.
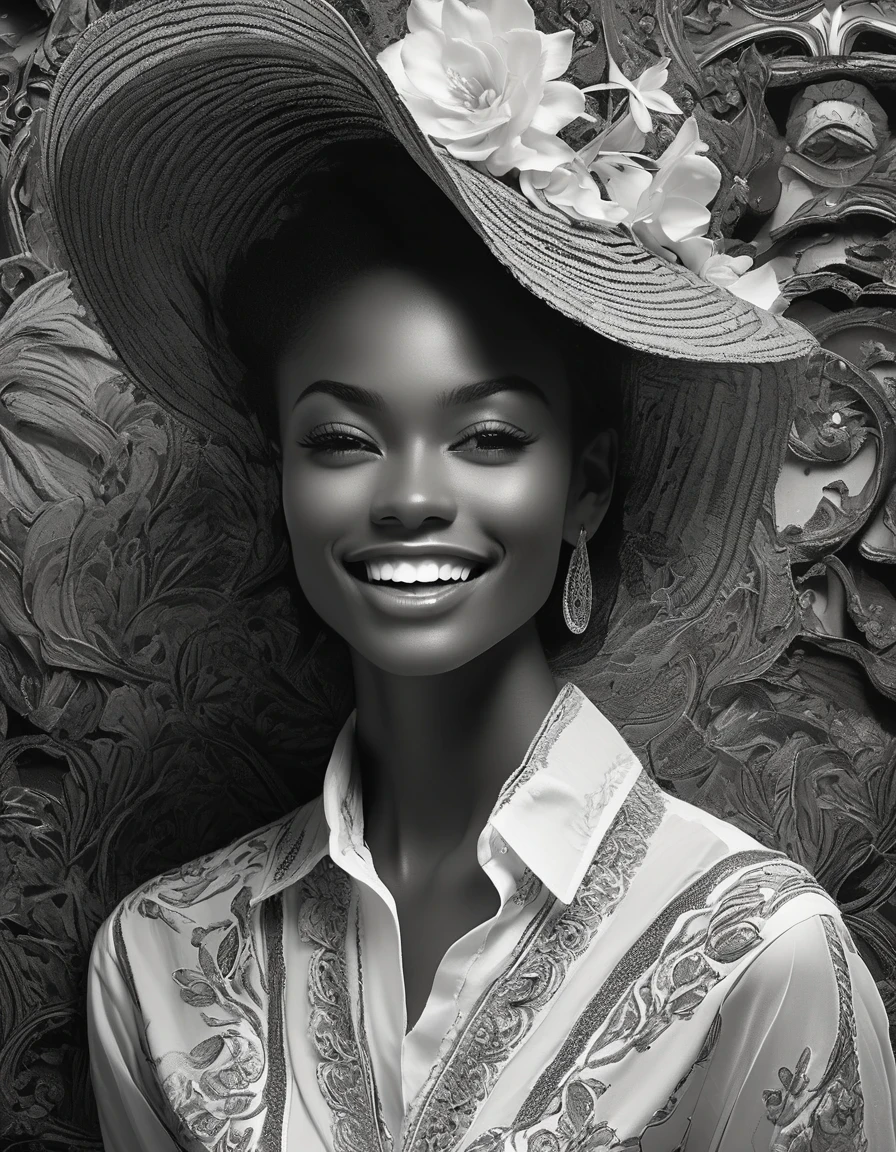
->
[351, 621, 562, 892]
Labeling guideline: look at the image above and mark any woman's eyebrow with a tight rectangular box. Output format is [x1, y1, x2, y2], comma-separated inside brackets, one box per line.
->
[293, 375, 550, 410]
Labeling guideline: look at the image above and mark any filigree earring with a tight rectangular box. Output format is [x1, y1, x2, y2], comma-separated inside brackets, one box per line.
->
[563, 525, 592, 635]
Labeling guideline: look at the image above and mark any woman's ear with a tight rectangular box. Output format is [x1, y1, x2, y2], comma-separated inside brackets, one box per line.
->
[563, 427, 618, 547]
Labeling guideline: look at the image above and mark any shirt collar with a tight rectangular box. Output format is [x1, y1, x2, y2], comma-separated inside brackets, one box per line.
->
[249, 681, 646, 907]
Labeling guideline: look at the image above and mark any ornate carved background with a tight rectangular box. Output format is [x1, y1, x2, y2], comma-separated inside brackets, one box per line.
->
[0, 0, 894, 1147]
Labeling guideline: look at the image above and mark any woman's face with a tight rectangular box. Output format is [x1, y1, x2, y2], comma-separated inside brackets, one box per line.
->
[276, 262, 614, 677]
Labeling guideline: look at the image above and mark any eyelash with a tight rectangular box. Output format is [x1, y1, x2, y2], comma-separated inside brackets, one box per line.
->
[295, 421, 536, 456]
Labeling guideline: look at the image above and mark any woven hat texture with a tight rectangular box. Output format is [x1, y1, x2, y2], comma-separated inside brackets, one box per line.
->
[41, 0, 818, 443]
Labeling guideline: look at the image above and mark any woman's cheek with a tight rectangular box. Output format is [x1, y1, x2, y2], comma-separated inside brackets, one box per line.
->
[283, 462, 357, 540]
[471, 450, 569, 538]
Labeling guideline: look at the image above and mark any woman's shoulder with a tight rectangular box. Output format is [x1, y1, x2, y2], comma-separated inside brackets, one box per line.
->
[642, 781, 847, 941]
[101, 793, 326, 950]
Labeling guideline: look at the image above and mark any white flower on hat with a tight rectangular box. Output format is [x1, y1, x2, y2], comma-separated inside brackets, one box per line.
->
[581, 55, 682, 135]
[619, 118, 721, 265]
[376, 0, 587, 177]
[378, 0, 786, 312]
[700, 255, 787, 314]
[518, 157, 629, 225]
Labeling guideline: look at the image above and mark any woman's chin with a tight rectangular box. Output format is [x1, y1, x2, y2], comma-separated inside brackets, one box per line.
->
[349, 635, 499, 678]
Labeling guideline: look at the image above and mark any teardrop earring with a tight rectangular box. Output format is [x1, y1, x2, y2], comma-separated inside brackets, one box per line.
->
[563, 525, 592, 635]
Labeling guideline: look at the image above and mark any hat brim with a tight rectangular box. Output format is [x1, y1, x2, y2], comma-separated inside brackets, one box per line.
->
[42, 0, 817, 444]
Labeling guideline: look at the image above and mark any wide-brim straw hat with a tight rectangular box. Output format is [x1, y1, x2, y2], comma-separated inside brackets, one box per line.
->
[41, 0, 817, 446]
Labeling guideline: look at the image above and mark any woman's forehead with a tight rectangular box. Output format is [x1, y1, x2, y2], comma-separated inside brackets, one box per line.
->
[277, 262, 572, 407]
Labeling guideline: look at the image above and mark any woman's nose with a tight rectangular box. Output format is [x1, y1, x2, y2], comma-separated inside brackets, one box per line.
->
[369, 443, 457, 529]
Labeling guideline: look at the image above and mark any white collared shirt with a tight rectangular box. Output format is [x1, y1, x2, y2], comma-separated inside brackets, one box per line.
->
[87, 682, 896, 1151]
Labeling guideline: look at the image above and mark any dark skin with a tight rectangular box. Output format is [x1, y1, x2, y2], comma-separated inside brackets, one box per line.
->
[275, 262, 617, 1032]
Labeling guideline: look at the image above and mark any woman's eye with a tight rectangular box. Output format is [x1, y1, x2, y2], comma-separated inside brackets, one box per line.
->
[295, 424, 378, 456]
[453, 423, 535, 455]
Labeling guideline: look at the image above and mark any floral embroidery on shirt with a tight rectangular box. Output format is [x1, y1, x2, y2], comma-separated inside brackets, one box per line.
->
[759, 915, 867, 1151]
[574, 749, 640, 842]
[527, 857, 833, 1120]
[511, 867, 543, 908]
[464, 853, 837, 1152]
[154, 886, 268, 1149]
[114, 825, 293, 1151]
[298, 856, 392, 1152]
[467, 1015, 724, 1152]
[399, 769, 668, 1152]
[93, 689, 894, 1152]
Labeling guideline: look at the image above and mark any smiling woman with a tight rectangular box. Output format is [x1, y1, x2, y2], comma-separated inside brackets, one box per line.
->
[39, 0, 896, 1148]
[222, 139, 625, 667]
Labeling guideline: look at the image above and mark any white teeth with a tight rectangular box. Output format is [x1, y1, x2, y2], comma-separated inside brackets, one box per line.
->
[360, 558, 480, 584]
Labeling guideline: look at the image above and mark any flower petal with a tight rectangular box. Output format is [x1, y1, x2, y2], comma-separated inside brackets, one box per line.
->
[407, 0, 445, 34]
[641, 90, 682, 116]
[657, 116, 705, 166]
[675, 235, 716, 274]
[537, 162, 627, 223]
[438, 36, 500, 92]
[592, 154, 653, 214]
[530, 80, 586, 133]
[631, 219, 677, 261]
[446, 129, 513, 160]
[477, 0, 536, 33]
[724, 263, 786, 313]
[405, 94, 481, 138]
[399, 31, 457, 102]
[539, 28, 575, 81]
[441, 0, 493, 42]
[579, 82, 624, 94]
[581, 112, 646, 157]
[606, 55, 633, 92]
[430, 102, 510, 136]
[654, 155, 721, 206]
[634, 59, 670, 92]
[656, 194, 712, 241]
[513, 125, 577, 171]
[518, 169, 567, 215]
[500, 27, 544, 77]
[629, 97, 653, 134]
[376, 40, 408, 92]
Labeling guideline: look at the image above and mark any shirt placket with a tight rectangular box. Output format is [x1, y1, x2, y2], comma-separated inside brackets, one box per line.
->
[346, 827, 522, 1152]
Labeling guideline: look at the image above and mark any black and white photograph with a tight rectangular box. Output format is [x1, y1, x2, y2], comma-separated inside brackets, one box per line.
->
[0, 0, 895, 1148]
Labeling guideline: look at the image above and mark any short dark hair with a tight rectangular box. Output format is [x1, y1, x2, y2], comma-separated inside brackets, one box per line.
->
[220, 137, 624, 452]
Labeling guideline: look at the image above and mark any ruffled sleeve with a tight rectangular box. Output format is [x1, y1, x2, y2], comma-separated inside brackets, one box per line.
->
[684, 912, 896, 1150]
[87, 914, 183, 1152]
